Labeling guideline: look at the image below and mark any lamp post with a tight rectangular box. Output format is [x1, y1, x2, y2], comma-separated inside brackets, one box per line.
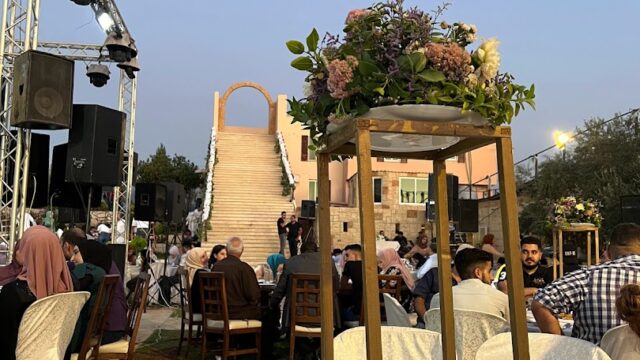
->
[553, 130, 572, 160]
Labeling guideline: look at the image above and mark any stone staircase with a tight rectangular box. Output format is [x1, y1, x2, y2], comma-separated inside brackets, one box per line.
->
[204, 129, 293, 266]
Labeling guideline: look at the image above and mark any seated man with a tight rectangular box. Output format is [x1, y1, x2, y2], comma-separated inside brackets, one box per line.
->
[532, 223, 640, 344]
[430, 248, 510, 322]
[496, 236, 553, 297]
[269, 241, 339, 329]
[211, 237, 261, 320]
[415, 242, 438, 280]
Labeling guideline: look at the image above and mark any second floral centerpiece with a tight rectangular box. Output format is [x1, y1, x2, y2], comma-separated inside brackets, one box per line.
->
[286, 0, 535, 150]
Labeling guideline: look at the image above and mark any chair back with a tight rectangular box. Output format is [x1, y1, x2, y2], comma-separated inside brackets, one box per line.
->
[359, 274, 403, 325]
[16, 292, 90, 360]
[199, 272, 229, 330]
[382, 293, 411, 327]
[333, 326, 442, 359]
[123, 272, 149, 355]
[600, 324, 640, 360]
[425, 308, 508, 360]
[476, 333, 612, 360]
[177, 267, 188, 320]
[76, 275, 120, 360]
[290, 274, 321, 327]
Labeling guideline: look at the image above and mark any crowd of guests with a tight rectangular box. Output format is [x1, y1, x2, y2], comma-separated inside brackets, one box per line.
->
[0, 226, 128, 360]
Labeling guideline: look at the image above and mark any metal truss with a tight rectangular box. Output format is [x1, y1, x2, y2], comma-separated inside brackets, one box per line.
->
[0, 0, 40, 264]
[37, 41, 137, 245]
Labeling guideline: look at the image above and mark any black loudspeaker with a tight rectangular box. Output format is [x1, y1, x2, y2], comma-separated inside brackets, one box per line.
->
[621, 196, 640, 224]
[50, 144, 102, 209]
[427, 174, 459, 220]
[58, 207, 86, 224]
[458, 200, 479, 232]
[301, 200, 316, 218]
[108, 244, 126, 278]
[163, 182, 186, 224]
[134, 183, 167, 222]
[11, 50, 74, 129]
[66, 104, 125, 186]
[4, 131, 49, 208]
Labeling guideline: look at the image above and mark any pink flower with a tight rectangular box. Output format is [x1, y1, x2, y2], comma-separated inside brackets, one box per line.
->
[327, 56, 358, 99]
[345, 9, 369, 24]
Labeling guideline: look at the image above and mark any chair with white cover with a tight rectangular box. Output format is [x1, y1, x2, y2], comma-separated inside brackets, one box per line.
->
[98, 272, 150, 359]
[333, 326, 443, 359]
[382, 293, 412, 327]
[599, 324, 640, 360]
[16, 291, 90, 360]
[475, 333, 612, 360]
[424, 308, 508, 360]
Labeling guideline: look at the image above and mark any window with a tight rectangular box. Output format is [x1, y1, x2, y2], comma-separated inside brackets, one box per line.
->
[383, 158, 401, 162]
[399, 177, 428, 204]
[301, 135, 316, 161]
[308, 180, 317, 201]
[373, 177, 382, 204]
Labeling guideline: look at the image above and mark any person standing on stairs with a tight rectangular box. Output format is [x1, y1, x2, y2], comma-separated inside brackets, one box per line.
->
[277, 211, 288, 255]
[285, 215, 301, 257]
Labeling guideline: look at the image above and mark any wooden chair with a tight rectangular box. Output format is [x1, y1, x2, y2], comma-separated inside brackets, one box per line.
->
[99, 272, 150, 359]
[289, 274, 322, 360]
[199, 272, 261, 360]
[72, 275, 120, 360]
[359, 274, 403, 325]
[176, 267, 203, 356]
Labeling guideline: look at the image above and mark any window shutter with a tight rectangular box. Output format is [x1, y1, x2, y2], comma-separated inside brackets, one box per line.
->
[377, 157, 384, 162]
[301, 136, 308, 161]
[400, 158, 408, 163]
[458, 153, 466, 163]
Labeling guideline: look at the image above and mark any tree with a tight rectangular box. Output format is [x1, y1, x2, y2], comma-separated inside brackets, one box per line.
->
[137, 144, 204, 191]
[519, 112, 640, 239]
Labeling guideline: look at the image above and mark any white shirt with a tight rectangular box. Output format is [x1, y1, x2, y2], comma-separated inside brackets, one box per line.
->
[600, 324, 640, 360]
[97, 224, 111, 234]
[416, 253, 438, 279]
[430, 278, 510, 322]
[23, 213, 36, 232]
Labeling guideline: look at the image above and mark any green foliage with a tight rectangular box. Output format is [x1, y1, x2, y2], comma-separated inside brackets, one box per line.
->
[137, 144, 205, 191]
[285, 0, 535, 149]
[129, 236, 147, 252]
[519, 112, 640, 240]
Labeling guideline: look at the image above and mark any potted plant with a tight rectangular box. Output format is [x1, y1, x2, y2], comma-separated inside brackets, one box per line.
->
[550, 196, 603, 228]
[286, 0, 535, 151]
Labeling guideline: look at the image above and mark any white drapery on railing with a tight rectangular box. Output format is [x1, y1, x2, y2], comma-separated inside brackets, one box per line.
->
[202, 130, 216, 221]
[276, 130, 295, 187]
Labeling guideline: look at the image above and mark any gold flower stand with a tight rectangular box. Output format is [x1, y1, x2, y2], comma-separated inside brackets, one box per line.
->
[552, 224, 600, 279]
[316, 117, 529, 360]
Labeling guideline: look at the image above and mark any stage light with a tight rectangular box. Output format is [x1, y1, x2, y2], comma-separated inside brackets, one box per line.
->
[104, 32, 137, 63]
[96, 10, 116, 34]
[117, 56, 140, 79]
[86, 64, 110, 87]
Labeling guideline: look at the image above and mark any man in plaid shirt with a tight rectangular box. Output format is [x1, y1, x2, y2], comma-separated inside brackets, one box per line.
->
[532, 223, 640, 344]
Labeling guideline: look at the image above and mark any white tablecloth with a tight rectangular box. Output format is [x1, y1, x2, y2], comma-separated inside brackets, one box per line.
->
[376, 240, 400, 252]
[526, 310, 573, 336]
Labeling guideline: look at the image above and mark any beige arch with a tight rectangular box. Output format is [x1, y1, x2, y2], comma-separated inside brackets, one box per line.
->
[218, 81, 276, 134]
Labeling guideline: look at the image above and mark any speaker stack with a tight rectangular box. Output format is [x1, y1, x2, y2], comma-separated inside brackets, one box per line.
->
[621, 195, 640, 224]
[426, 174, 479, 232]
[134, 182, 186, 225]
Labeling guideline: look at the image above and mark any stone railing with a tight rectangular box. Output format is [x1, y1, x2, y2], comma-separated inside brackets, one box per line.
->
[275, 130, 296, 202]
[202, 130, 217, 222]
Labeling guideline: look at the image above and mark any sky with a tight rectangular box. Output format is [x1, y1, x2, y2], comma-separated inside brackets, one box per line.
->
[39, 1, 640, 176]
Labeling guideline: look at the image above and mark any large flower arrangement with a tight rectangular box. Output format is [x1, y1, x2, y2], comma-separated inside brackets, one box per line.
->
[550, 196, 603, 228]
[286, 0, 535, 148]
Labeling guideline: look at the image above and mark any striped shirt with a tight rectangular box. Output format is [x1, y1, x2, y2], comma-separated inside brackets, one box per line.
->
[533, 255, 640, 344]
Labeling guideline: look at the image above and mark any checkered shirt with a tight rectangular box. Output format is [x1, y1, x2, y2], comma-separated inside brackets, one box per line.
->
[533, 254, 640, 344]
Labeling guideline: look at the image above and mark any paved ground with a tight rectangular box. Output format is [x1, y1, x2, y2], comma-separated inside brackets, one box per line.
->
[136, 306, 181, 345]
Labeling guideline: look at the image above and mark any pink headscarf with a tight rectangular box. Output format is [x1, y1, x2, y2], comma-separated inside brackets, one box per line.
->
[377, 248, 415, 289]
[16, 226, 74, 299]
[0, 237, 28, 286]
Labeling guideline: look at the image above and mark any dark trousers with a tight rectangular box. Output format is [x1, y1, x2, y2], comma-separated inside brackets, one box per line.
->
[288, 238, 298, 257]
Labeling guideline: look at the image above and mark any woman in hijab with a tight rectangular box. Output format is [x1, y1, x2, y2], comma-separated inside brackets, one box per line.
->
[0, 226, 73, 360]
[377, 247, 415, 290]
[207, 244, 227, 269]
[76, 240, 128, 345]
[185, 247, 209, 314]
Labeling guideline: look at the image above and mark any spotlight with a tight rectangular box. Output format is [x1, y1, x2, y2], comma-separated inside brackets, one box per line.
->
[96, 10, 116, 34]
[553, 130, 572, 150]
[117, 56, 140, 79]
[70, 0, 92, 5]
[86, 64, 110, 87]
[103, 32, 137, 63]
